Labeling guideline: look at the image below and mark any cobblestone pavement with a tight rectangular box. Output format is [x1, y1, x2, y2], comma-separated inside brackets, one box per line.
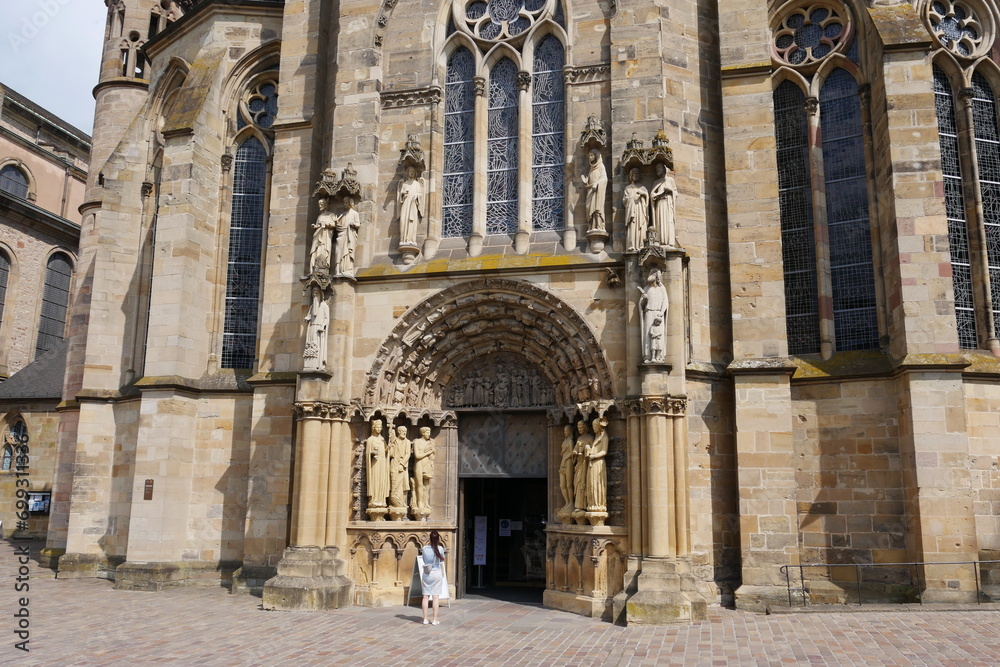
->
[4, 540, 1000, 666]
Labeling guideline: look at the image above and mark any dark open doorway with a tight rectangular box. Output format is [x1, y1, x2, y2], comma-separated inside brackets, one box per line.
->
[461, 477, 547, 603]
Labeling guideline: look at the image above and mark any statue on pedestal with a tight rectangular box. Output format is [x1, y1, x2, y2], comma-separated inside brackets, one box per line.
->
[410, 426, 435, 520]
[623, 168, 649, 251]
[585, 417, 609, 526]
[333, 196, 360, 276]
[638, 268, 669, 363]
[366, 420, 390, 520]
[557, 424, 575, 523]
[572, 420, 593, 524]
[387, 425, 411, 520]
[303, 287, 329, 371]
[650, 163, 676, 247]
[397, 166, 424, 248]
[582, 148, 608, 233]
[308, 197, 337, 275]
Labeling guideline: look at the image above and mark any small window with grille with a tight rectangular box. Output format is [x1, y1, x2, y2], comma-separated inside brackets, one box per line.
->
[0, 165, 29, 199]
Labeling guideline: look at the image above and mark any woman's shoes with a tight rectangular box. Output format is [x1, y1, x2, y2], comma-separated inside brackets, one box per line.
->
[422, 619, 429, 625]
[431, 620, 439, 626]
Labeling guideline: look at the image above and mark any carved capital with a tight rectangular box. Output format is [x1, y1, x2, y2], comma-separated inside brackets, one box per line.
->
[474, 76, 486, 97]
[804, 96, 819, 115]
[517, 71, 532, 91]
[221, 149, 233, 173]
[141, 181, 154, 198]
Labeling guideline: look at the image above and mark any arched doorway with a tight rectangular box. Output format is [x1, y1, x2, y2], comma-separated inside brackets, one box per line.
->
[357, 278, 617, 604]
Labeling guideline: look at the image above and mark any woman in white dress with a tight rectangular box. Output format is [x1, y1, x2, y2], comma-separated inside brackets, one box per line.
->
[420, 530, 446, 625]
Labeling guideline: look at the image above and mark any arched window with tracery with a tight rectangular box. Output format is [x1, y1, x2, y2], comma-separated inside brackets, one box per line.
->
[0, 249, 9, 338]
[927, 1, 1000, 349]
[36, 252, 72, 358]
[0, 165, 29, 199]
[770, 2, 878, 355]
[442, 0, 567, 244]
[221, 77, 277, 370]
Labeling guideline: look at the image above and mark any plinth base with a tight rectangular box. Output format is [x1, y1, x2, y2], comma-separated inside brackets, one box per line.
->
[614, 557, 707, 625]
[587, 229, 609, 254]
[261, 546, 354, 611]
[398, 243, 419, 265]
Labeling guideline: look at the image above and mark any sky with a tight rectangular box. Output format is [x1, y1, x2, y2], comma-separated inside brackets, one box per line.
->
[1, 1, 106, 135]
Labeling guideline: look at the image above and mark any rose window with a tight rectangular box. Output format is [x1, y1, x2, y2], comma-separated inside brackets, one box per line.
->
[773, 5, 850, 67]
[928, 1, 984, 58]
[455, 0, 554, 45]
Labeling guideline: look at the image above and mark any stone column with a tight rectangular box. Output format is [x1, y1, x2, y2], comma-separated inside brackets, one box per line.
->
[469, 76, 487, 257]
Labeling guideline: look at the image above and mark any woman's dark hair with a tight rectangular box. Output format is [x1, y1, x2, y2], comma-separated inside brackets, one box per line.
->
[429, 530, 444, 561]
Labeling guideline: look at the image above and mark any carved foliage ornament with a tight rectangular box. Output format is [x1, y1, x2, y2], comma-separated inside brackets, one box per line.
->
[771, 3, 853, 69]
[926, 0, 990, 58]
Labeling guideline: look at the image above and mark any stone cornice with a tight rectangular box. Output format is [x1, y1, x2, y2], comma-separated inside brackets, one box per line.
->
[380, 86, 443, 109]
[564, 64, 610, 85]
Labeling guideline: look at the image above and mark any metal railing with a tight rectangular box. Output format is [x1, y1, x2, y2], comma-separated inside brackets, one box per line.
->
[778, 560, 1000, 607]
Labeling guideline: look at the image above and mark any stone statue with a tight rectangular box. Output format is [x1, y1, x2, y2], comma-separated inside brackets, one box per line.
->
[585, 417, 609, 524]
[365, 419, 390, 520]
[397, 166, 424, 247]
[581, 148, 608, 232]
[623, 167, 649, 251]
[558, 424, 575, 522]
[333, 196, 361, 276]
[387, 425, 411, 520]
[572, 420, 593, 524]
[410, 426, 435, 520]
[650, 162, 676, 246]
[161, 1, 184, 21]
[309, 197, 337, 274]
[638, 269, 669, 363]
[303, 287, 329, 371]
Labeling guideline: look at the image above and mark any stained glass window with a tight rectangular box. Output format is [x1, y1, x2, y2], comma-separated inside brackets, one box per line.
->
[972, 71, 1000, 340]
[774, 81, 820, 354]
[820, 69, 878, 351]
[221, 137, 267, 369]
[36, 252, 72, 358]
[487, 58, 519, 235]
[935, 65, 977, 348]
[0, 166, 29, 199]
[532, 35, 565, 231]
[0, 250, 8, 337]
[443, 48, 476, 238]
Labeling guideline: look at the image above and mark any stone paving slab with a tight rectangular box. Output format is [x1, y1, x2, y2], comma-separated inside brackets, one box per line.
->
[3, 540, 1000, 665]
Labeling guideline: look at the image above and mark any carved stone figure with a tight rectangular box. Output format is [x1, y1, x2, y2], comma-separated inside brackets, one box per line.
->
[650, 162, 677, 246]
[638, 269, 669, 363]
[585, 417, 609, 525]
[572, 420, 593, 524]
[303, 287, 330, 371]
[411, 426, 435, 520]
[334, 196, 361, 276]
[309, 197, 337, 274]
[365, 420, 390, 520]
[397, 166, 424, 247]
[388, 425, 411, 520]
[558, 424, 575, 522]
[161, 1, 184, 21]
[623, 168, 649, 251]
[581, 148, 608, 232]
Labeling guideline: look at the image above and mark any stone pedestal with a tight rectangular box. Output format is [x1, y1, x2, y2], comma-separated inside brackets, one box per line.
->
[398, 242, 419, 265]
[262, 546, 354, 611]
[614, 557, 707, 625]
[366, 506, 388, 521]
[587, 229, 608, 254]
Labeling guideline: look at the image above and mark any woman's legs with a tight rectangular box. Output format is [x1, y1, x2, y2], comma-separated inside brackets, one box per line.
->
[422, 595, 430, 623]
[431, 595, 440, 623]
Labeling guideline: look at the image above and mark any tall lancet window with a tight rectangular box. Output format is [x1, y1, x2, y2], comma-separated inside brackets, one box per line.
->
[441, 0, 567, 239]
[221, 77, 277, 370]
[820, 69, 877, 351]
[770, 3, 878, 355]
[444, 47, 476, 239]
[37, 252, 72, 358]
[532, 35, 565, 230]
[774, 81, 819, 354]
[487, 58, 519, 235]
[934, 65, 977, 348]
[971, 71, 1000, 341]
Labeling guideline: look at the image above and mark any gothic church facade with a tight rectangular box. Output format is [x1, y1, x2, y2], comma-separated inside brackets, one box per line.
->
[45, 0, 1000, 622]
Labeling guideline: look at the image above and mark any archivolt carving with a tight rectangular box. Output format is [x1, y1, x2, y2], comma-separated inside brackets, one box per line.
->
[363, 279, 615, 410]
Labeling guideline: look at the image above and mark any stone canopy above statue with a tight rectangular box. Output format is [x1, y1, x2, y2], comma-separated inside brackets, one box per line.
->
[447, 353, 555, 409]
